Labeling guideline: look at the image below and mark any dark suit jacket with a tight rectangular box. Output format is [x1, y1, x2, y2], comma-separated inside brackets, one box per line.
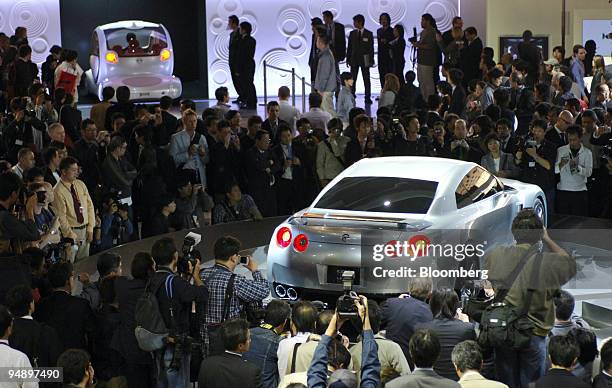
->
[448, 86, 467, 117]
[271, 143, 304, 182]
[9, 317, 63, 368]
[386, 368, 460, 388]
[262, 118, 288, 142]
[228, 30, 241, 68]
[237, 36, 256, 75]
[157, 111, 178, 146]
[33, 290, 96, 351]
[381, 297, 433, 368]
[544, 127, 567, 149]
[593, 372, 612, 388]
[417, 318, 476, 381]
[245, 147, 279, 195]
[518, 41, 542, 75]
[533, 368, 590, 388]
[460, 37, 483, 85]
[104, 102, 135, 132]
[44, 167, 58, 187]
[344, 137, 367, 166]
[426, 111, 443, 129]
[347, 29, 374, 68]
[395, 84, 425, 113]
[327, 22, 346, 62]
[377, 26, 395, 63]
[198, 352, 263, 388]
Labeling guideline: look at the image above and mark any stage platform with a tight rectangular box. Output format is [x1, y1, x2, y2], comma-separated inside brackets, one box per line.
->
[74, 214, 612, 336]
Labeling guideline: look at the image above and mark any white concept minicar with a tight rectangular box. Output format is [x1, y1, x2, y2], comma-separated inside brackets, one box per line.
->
[85, 20, 182, 101]
[267, 156, 547, 299]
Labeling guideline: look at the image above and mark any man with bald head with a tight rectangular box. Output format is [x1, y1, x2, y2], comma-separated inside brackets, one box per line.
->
[545, 110, 573, 149]
[449, 119, 482, 163]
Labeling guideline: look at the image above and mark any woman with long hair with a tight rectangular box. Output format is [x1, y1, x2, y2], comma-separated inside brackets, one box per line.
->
[379, 73, 400, 109]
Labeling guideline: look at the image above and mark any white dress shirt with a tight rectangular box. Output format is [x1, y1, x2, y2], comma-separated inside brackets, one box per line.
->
[0, 340, 38, 388]
[555, 144, 593, 191]
[280, 143, 293, 180]
[277, 332, 311, 377]
[278, 100, 301, 133]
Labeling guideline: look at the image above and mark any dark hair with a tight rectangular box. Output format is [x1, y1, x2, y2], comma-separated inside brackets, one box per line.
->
[278, 86, 290, 99]
[18, 44, 32, 58]
[159, 95, 173, 110]
[311, 17, 323, 26]
[394, 24, 405, 38]
[493, 88, 510, 107]
[511, 209, 544, 244]
[315, 310, 334, 335]
[23, 167, 43, 184]
[57, 349, 90, 385]
[151, 237, 177, 266]
[522, 30, 533, 41]
[465, 26, 477, 36]
[353, 14, 365, 25]
[116, 86, 130, 103]
[99, 275, 117, 304]
[291, 300, 317, 332]
[380, 12, 391, 24]
[451, 340, 483, 372]
[569, 327, 598, 366]
[180, 99, 196, 111]
[204, 115, 218, 129]
[409, 328, 441, 368]
[0, 305, 11, 336]
[548, 335, 579, 368]
[23, 247, 44, 272]
[447, 69, 464, 85]
[131, 252, 155, 280]
[222, 318, 249, 351]
[239, 21, 252, 35]
[559, 76, 572, 93]
[531, 118, 548, 132]
[566, 124, 583, 139]
[101, 86, 115, 101]
[327, 118, 343, 132]
[97, 252, 121, 278]
[405, 70, 416, 84]
[429, 288, 459, 319]
[214, 236, 241, 261]
[484, 132, 500, 147]
[322, 10, 333, 19]
[225, 109, 239, 121]
[42, 146, 58, 166]
[317, 34, 330, 46]
[496, 118, 511, 130]
[47, 261, 73, 288]
[535, 102, 551, 118]
[255, 130, 270, 141]
[228, 15, 239, 25]
[340, 72, 352, 84]
[565, 98, 581, 112]
[486, 68, 504, 82]
[278, 123, 292, 136]
[5, 284, 33, 317]
[581, 109, 598, 123]
[328, 337, 351, 369]
[264, 299, 291, 327]
[427, 94, 442, 110]
[573, 44, 585, 55]
[80, 118, 95, 132]
[248, 115, 263, 127]
[108, 135, 126, 153]
[421, 13, 435, 26]
[215, 87, 229, 102]
[354, 114, 370, 130]
[266, 101, 280, 111]
[217, 119, 230, 131]
[535, 83, 551, 102]
[601, 339, 612, 372]
[553, 45, 565, 57]
[111, 112, 126, 125]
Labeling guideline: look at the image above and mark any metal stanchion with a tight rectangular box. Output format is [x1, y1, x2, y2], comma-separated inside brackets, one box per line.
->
[263, 60, 268, 109]
[291, 68, 296, 107]
[301, 77, 306, 113]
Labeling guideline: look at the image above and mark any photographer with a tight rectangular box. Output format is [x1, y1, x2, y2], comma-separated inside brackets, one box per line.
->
[150, 237, 207, 388]
[0, 172, 39, 256]
[200, 236, 270, 357]
[99, 197, 133, 251]
[29, 182, 61, 257]
[515, 119, 557, 214]
[590, 119, 612, 217]
[345, 115, 379, 166]
[484, 209, 575, 388]
[307, 296, 381, 388]
[2, 97, 46, 162]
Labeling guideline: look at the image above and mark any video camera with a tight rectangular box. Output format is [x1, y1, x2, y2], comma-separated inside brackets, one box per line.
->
[177, 232, 202, 275]
[409, 26, 418, 44]
[336, 271, 363, 319]
[516, 136, 537, 152]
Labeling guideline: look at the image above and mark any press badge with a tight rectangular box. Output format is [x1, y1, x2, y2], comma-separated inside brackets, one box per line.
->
[15, 139, 23, 145]
[529, 162, 536, 167]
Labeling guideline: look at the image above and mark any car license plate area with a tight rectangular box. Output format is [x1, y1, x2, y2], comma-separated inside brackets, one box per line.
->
[327, 266, 360, 285]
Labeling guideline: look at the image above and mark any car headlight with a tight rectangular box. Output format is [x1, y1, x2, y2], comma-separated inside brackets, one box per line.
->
[160, 49, 171, 62]
[105, 51, 118, 64]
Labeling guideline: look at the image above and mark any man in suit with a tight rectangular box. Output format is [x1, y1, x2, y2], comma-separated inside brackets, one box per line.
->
[236, 22, 257, 109]
[532, 335, 589, 388]
[199, 318, 263, 388]
[377, 13, 395, 89]
[227, 15, 242, 104]
[272, 125, 303, 215]
[245, 131, 280, 217]
[6, 284, 63, 369]
[592, 339, 612, 388]
[261, 101, 287, 142]
[347, 14, 374, 104]
[517, 30, 542, 88]
[386, 328, 460, 388]
[381, 278, 433, 368]
[322, 10, 346, 93]
[33, 261, 95, 352]
[449, 119, 483, 163]
[452, 340, 508, 387]
[460, 27, 483, 88]
[545, 110, 573, 149]
[395, 71, 426, 113]
[308, 18, 325, 85]
[158, 96, 178, 146]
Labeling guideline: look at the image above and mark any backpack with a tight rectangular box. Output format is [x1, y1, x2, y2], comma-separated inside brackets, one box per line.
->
[134, 273, 176, 352]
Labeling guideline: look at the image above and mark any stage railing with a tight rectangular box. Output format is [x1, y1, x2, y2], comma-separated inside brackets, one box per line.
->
[263, 60, 311, 113]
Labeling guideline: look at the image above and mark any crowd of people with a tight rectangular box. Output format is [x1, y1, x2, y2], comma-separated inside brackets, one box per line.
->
[0, 9, 611, 388]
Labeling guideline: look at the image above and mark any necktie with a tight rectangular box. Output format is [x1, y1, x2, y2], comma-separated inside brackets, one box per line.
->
[70, 184, 84, 224]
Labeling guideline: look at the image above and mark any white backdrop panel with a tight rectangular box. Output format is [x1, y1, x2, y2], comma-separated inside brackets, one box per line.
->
[0, 0, 62, 66]
[206, 0, 459, 98]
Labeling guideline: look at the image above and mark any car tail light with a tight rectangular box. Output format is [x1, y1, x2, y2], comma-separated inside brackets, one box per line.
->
[276, 227, 292, 248]
[105, 51, 118, 64]
[293, 234, 309, 253]
[160, 49, 171, 61]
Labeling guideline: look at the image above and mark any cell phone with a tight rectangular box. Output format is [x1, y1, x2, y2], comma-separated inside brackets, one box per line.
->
[36, 191, 46, 204]
[240, 256, 250, 265]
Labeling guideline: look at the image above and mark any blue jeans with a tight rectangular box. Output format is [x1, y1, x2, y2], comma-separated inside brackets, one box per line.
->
[155, 344, 191, 388]
[495, 334, 547, 388]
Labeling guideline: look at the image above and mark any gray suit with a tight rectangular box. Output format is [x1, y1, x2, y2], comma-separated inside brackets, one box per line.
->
[314, 47, 336, 92]
[386, 369, 460, 388]
[480, 152, 519, 178]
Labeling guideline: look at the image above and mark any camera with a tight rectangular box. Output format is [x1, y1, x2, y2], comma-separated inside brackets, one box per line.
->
[177, 232, 202, 275]
[601, 143, 612, 159]
[336, 271, 362, 319]
[240, 256, 250, 265]
[516, 136, 537, 152]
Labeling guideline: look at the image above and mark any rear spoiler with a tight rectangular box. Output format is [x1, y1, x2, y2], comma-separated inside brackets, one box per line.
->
[294, 212, 432, 231]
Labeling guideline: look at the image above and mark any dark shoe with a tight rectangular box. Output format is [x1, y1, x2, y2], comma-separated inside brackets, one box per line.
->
[365, 97, 373, 104]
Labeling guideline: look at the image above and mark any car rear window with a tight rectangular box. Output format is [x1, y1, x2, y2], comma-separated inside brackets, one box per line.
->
[314, 177, 438, 214]
[105, 27, 168, 57]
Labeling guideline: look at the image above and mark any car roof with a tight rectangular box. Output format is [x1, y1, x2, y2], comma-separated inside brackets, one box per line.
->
[344, 156, 476, 182]
[99, 20, 162, 31]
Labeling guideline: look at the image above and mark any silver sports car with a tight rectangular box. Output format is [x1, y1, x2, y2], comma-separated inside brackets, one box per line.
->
[267, 156, 547, 299]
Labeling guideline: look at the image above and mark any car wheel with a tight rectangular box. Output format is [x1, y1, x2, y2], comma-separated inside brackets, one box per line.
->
[533, 197, 547, 226]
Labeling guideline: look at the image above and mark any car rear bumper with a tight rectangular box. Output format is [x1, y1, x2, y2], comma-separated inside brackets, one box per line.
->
[99, 75, 182, 101]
